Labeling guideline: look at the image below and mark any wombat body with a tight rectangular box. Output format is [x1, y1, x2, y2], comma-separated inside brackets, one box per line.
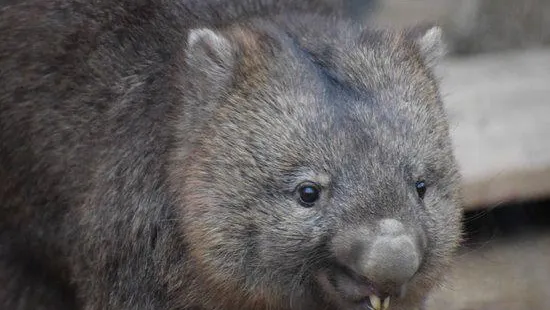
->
[0, 1, 462, 310]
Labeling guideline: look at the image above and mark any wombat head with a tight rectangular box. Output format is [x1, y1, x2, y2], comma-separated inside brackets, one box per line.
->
[170, 16, 462, 310]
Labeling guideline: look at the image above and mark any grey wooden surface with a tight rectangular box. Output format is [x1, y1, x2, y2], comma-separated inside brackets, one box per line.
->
[440, 48, 550, 210]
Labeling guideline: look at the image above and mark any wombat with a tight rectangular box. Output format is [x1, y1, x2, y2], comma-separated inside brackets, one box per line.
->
[0, 0, 463, 310]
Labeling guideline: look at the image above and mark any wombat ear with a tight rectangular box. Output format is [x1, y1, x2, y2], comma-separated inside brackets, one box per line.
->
[406, 24, 447, 68]
[185, 28, 236, 87]
[179, 28, 236, 140]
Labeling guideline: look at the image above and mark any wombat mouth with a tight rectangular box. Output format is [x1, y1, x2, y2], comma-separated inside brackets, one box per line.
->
[317, 262, 391, 310]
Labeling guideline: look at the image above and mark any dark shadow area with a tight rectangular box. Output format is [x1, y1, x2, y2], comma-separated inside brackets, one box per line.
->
[461, 198, 550, 248]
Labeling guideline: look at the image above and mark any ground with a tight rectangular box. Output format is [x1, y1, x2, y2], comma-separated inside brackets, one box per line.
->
[428, 231, 550, 309]
[427, 201, 550, 310]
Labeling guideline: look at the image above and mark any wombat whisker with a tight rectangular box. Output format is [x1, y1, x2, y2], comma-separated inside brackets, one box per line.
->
[289, 252, 324, 308]
[455, 233, 498, 258]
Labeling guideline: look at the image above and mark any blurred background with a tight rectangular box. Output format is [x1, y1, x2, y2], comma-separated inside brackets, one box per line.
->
[340, 0, 550, 309]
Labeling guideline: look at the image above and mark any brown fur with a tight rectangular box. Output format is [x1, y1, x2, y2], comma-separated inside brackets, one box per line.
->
[0, 1, 461, 310]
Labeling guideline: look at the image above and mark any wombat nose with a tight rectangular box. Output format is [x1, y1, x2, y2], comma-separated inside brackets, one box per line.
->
[358, 233, 421, 289]
[334, 219, 423, 296]
[357, 219, 421, 291]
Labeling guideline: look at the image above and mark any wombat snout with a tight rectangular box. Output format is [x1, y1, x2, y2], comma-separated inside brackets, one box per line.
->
[330, 219, 424, 304]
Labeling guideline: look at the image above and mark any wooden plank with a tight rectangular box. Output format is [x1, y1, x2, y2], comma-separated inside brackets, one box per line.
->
[439, 48, 550, 210]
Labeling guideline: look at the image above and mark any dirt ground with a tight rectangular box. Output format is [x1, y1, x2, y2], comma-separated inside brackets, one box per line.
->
[425, 199, 550, 310]
[427, 231, 550, 310]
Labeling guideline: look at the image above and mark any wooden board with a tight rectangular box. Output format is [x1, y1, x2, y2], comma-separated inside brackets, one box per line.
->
[439, 48, 550, 210]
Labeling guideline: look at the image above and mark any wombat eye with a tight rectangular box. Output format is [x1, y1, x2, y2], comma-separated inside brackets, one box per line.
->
[297, 182, 321, 207]
[415, 180, 427, 199]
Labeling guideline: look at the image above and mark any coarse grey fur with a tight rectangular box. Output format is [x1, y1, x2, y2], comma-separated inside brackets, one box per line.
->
[0, 0, 462, 310]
